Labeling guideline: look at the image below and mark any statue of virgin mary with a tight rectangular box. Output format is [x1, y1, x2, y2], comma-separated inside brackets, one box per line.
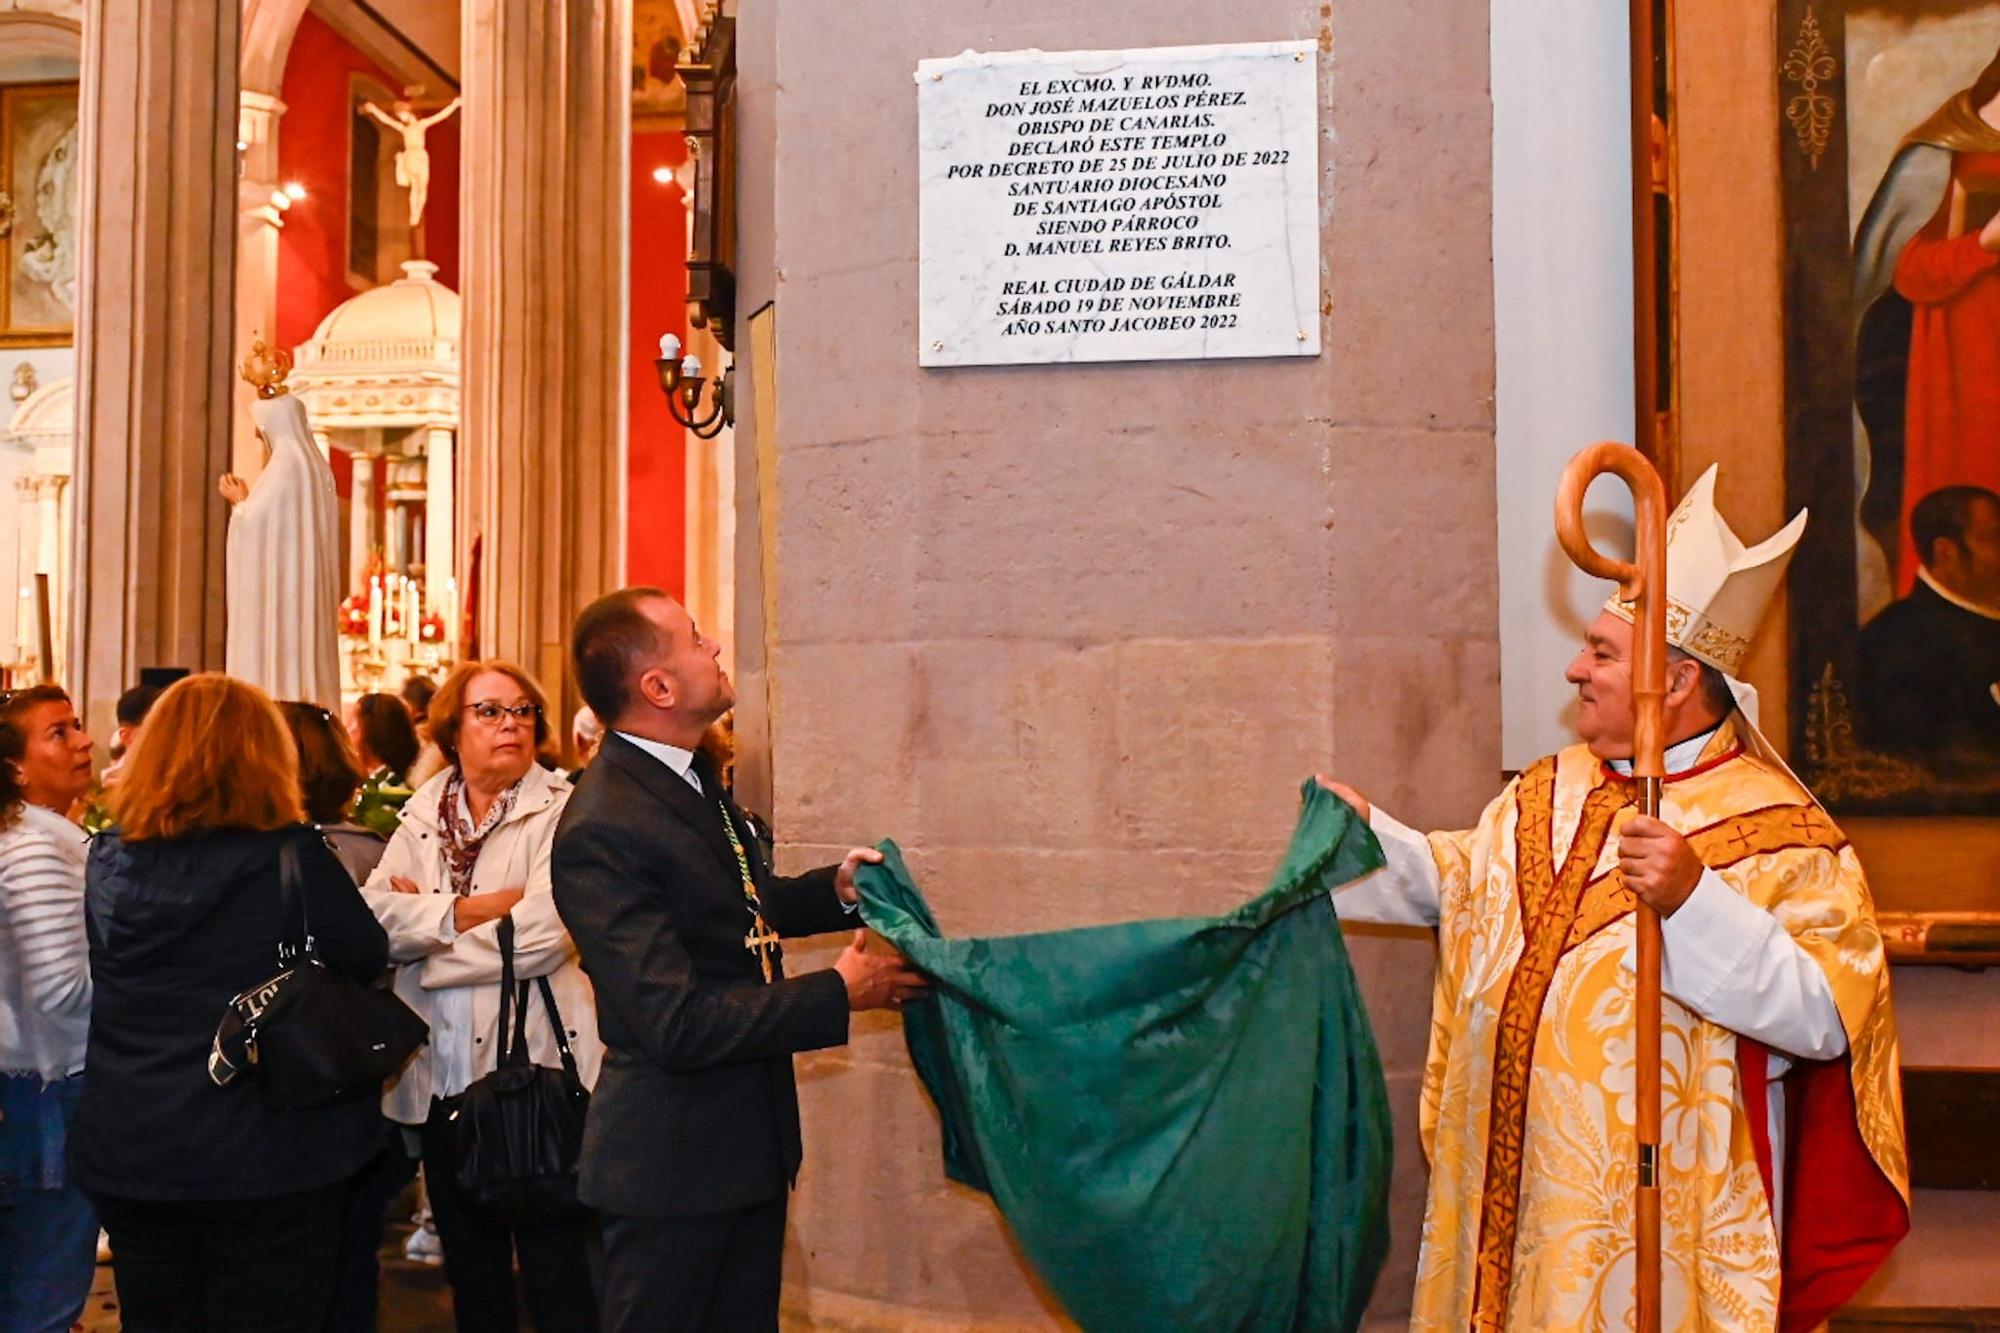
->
[222, 339, 341, 708]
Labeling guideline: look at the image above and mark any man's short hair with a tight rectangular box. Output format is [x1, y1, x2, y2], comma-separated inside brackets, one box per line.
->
[1669, 645, 1737, 719]
[573, 587, 672, 723]
[1910, 485, 2000, 570]
[115, 684, 164, 728]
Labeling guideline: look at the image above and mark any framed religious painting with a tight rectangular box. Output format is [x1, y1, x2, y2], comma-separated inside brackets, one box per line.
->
[0, 80, 79, 348]
[1777, 0, 2000, 959]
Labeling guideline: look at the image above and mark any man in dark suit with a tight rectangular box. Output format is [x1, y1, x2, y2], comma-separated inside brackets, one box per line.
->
[552, 587, 926, 1332]
[1856, 484, 2000, 776]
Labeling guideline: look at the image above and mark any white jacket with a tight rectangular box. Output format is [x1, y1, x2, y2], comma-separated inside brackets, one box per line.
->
[362, 762, 603, 1126]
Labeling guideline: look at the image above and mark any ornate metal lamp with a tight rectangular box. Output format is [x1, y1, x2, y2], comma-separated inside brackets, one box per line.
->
[655, 332, 731, 438]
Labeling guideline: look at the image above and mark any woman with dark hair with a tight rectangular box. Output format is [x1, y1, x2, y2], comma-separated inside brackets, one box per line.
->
[72, 674, 390, 1332]
[347, 692, 420, 783]
[346, 693, 421, 838]
[281, 701, 389, 884]
[276, 700, 411, 1331]
[0, 686, 97, 1332]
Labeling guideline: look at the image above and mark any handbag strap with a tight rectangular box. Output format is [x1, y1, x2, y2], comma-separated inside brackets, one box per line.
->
[534, 975, 583, 1086]
[495, 915, 527, 1067]
[494, 911, 581, 1083]
[276, 834, 316, 963]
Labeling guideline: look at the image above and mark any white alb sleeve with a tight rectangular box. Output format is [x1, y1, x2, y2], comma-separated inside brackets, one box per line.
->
[1645, 868, 1848, 1061]
[1326, 807, 1443, 928]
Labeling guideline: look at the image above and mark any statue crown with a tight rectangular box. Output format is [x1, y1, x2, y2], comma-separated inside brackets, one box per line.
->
[239, 336, 292, 399]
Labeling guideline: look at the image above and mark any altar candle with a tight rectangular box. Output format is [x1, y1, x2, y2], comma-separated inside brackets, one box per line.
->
[405, 578, 419, 644]
[444, 576, 458, 657]
[369, 576, 383, 645]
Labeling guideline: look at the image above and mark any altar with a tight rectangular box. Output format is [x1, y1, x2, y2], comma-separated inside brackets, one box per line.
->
[289, 258, 461, 696]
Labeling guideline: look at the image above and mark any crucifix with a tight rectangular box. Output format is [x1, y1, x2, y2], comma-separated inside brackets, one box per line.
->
[743, 913, 782, 984]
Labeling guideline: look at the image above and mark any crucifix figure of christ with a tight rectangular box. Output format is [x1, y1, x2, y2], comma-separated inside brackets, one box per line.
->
[359, 89, 462, 232]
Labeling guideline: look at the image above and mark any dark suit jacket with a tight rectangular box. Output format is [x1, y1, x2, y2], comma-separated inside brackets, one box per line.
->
[1855, 578, 2000, 776]
[551, 731, 853, 1218]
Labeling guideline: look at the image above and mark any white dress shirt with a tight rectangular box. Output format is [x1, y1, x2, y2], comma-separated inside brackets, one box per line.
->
[614, 731, 704, 794]
[614, 731, 861, 918]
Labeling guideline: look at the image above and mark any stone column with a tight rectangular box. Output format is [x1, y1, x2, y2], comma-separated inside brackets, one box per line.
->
[386, 499, 408, 574]
[348, 452, 376, 591]
[423, 426, 455, 612]
[71, 0, 239, 736]
[12, 478, 37, 665]
[34, 477, 63, 580]
[459, 0, 628, 705]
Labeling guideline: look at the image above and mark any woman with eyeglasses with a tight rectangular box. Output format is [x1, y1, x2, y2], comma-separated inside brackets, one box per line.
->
[360, 660, 601, 1332]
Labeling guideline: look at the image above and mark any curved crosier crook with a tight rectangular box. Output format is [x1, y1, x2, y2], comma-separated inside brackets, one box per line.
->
[1553, 440, 1669, 1333]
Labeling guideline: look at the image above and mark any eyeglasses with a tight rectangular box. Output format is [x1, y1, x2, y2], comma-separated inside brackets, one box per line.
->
[464, 701, 541, 726]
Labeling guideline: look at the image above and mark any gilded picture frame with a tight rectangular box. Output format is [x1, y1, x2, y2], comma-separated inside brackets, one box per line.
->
[1775, 0, 2000, 961]
[0, 80, 79, 349]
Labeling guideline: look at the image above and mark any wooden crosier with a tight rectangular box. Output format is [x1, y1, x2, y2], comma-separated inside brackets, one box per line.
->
[1554, 442, 1668, 1333]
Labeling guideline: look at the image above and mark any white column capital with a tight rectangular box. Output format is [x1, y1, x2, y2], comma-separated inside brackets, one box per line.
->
[237, 90, 287, 145]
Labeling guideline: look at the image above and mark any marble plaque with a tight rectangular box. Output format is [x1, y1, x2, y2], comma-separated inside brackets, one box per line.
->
[916, 40, 1320, 368]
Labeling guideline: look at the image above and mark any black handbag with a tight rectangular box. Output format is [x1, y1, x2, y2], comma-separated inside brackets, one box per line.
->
[208, 835, 428, 1107]
[445, 915, 590, 1225]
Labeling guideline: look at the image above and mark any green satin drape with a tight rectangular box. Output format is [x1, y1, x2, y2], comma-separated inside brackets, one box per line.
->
[855, 781, 1393, 1333]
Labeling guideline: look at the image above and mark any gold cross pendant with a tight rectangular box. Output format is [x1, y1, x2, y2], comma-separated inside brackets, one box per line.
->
[743, 914, 782, 984]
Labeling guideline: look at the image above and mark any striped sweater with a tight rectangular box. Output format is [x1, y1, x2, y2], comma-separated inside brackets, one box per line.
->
[0, 802, 91, 1080]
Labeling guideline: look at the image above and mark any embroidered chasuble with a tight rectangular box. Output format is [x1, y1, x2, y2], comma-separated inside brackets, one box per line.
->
[1412, 717, 1908, 1332]
[854, 782, 1393, 1333]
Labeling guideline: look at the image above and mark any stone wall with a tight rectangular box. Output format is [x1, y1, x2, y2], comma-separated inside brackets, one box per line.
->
[731, 1, 1498, 1324]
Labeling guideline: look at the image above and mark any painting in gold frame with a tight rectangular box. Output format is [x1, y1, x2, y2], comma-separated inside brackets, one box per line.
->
[0, 80, 79, 349]
[1769, 0, 2000, 961]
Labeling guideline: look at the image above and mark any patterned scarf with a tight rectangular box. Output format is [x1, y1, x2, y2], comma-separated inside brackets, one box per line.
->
[437, 769, 521, 897]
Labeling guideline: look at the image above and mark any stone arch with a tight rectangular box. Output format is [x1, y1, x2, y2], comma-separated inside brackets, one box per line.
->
[0, 10, 84, 72]
[240, 0, 312, 94]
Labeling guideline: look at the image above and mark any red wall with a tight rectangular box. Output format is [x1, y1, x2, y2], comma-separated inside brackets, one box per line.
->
[628, 130, 691, 596]
[275, 12, 460, 511]
[275, 11, 460, 353]
[276, 14, 687, 597]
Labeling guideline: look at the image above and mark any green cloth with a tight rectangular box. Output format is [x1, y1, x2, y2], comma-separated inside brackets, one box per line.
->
[854, 781, 1394, 1333]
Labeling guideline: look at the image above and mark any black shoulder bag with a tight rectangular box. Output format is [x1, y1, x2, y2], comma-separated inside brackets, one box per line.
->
[208, 834, 428, 1106]
[445, 915, 590, 1225]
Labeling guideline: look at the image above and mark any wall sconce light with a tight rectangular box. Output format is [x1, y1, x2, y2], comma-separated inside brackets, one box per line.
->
[283, 181, 308, 201]
[655, 333, 731, 439]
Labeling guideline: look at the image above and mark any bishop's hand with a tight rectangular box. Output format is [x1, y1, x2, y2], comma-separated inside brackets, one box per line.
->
[833, 929, 928, 1012]
[1312, 776, 1370, 822]
[1618, 814, 1703, 916]
[217, 474, 249, 506]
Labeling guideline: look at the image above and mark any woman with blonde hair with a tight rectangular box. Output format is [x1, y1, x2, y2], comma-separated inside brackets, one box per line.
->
[70, 674, 389, 1332]
[364, 659, 600, 1332]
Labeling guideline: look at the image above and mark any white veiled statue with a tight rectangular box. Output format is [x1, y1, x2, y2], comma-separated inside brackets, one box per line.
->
[223, 340, 341, 708]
